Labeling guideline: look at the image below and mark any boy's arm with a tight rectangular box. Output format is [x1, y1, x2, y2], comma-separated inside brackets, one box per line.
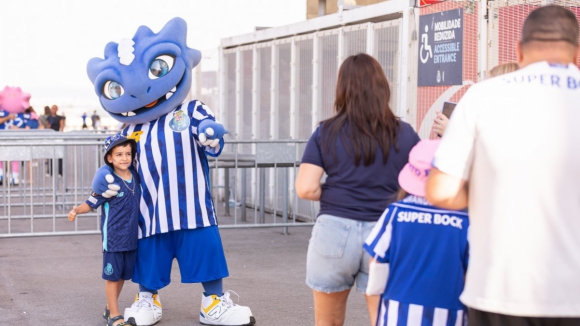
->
[68, 203, 92, 221]
[69, 189, 109, 221]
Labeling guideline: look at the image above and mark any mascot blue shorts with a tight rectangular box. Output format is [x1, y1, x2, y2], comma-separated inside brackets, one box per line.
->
[87, 17, 255, 326]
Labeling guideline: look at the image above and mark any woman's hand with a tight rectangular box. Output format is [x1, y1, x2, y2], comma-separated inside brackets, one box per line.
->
[433, 111, 449, 137]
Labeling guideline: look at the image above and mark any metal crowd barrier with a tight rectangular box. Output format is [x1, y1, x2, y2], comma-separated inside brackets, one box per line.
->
[0, 130, 315, 238]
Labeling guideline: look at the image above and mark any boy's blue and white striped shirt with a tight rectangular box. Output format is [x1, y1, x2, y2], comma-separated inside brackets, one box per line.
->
[122, 100, 221, 239]
[364, 195, 469, 326]
[378, 300, 466, 326]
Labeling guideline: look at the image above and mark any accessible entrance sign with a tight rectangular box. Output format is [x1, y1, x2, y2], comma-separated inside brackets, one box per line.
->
[418, 9, 463, 86]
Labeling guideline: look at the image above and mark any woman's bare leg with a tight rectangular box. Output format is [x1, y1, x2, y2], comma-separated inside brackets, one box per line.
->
[313, 289, 351, 326]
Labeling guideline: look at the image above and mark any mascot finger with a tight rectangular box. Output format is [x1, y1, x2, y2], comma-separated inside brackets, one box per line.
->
[205, 127, 214, 137]
[199, 133, 207, 144]
[104, 189, 118, 197]
[105, 174, 115, 183]
[108, 184, 121, 191]
[209, 139, 220, 148]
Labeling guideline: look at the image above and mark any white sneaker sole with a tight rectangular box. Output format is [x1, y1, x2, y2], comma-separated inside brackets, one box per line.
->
[123, 308, 161, 326]
[199, 315, 256, 326]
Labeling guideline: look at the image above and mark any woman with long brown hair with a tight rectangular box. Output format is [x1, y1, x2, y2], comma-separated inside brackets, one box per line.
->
[296, 53, 420, 325]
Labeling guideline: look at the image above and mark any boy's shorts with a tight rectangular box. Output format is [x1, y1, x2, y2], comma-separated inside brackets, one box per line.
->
[306, 214, 376, 293]
[102, 249, 137, 281]
[132, 226, 229, 290]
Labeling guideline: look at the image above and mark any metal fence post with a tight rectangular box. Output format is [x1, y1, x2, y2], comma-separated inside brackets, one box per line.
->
[366, 22, 375, 56]
[259, 167, 266, 224]
[337, 27, 345, 70]
[398, 7, 413, 122]
[224, 168, 230, 217]
[241, 168, 247, 222]
[478, 0, 490, 81]
[52, 145, 57, 232]
[282, 168, 289, 235]
[311, 32, 321, 132]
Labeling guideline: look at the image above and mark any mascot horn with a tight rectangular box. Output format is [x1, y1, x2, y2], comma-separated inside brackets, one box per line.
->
[87, 17, 255, 326]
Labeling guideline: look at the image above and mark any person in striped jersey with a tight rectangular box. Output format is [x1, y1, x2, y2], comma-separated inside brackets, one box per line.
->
[87, 17, 254, 326]
[364, 139, 469, 326]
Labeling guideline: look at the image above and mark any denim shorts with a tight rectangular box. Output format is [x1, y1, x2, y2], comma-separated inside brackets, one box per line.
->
[306, 214, 377, 293]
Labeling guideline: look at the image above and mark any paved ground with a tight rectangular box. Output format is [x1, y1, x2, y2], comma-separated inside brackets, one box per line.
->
[0, 226, 370, 326]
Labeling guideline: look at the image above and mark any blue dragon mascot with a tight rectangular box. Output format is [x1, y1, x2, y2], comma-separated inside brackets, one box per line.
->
[87, 17, 255, 326]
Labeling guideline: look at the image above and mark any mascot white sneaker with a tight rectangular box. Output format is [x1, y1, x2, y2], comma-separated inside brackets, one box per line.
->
[124, 292, 162, 326]
[200, 291, 255, 326]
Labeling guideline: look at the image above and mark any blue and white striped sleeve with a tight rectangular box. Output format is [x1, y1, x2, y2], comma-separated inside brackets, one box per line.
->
[189, 100, 224, 156]
[363, 206, 396, 263]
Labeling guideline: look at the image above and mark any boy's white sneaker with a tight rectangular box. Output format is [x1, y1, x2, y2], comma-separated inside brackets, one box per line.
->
[200, 291, 255, 326]
[123, 292, 162, 326]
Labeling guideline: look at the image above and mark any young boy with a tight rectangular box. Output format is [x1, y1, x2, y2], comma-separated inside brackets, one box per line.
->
[68, 133, 140, 326]
[364, 139, 469, 326]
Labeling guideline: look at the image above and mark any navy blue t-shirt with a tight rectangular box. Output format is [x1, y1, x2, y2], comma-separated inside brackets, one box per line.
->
[86, 170, 141, 252]
[301, 121, 420, 221]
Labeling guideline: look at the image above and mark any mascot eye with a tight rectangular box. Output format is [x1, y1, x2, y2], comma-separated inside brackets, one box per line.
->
[149, 55, 175, 79]
[102, 81, 124, 100]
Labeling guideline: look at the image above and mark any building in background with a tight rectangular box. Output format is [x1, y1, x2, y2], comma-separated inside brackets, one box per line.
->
[218, 0, 580, 219]
[307, 0, 387, 19]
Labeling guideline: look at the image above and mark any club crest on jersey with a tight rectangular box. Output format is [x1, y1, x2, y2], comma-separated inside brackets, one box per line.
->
[169, 109, 190, 132]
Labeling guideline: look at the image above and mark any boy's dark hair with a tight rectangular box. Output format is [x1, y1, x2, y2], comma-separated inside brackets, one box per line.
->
[521, 5, 579, 46]
[104, 140, 137, 169]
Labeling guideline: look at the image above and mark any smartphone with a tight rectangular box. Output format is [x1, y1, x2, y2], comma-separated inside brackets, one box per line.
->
[442, 101, 457, 119]
[436, 101, 457, 137]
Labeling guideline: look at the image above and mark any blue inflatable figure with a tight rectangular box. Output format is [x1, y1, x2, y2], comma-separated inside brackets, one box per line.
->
[87, 18, 255, 326]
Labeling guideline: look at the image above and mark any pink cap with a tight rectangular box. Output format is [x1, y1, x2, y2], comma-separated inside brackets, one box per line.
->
[398, 139, 441, 197]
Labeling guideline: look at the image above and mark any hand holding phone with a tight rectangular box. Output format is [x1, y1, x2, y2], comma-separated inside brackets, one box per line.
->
[433, 112, 449, 137]
[434, 101, 457, 137]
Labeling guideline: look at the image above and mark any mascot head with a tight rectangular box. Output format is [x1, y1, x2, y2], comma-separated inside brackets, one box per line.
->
[0, 86, 31, 114]
[87, 17, 201, 125]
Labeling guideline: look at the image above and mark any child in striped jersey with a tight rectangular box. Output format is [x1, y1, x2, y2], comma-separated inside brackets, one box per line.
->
[364, 139, 469, 326]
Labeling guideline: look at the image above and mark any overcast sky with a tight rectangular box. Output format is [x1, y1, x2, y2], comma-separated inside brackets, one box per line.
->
[0, 0, 305, 120]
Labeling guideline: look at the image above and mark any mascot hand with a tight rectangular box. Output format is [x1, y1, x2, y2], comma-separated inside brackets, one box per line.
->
[198, 119, 226, 148]
[91, 165, 121, 198]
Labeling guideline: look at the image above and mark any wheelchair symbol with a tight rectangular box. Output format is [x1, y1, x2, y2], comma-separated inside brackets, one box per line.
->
[420, 25, 433, 64]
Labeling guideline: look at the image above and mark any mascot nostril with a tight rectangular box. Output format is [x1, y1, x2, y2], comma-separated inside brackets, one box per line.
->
[86, 17, 254, 326]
